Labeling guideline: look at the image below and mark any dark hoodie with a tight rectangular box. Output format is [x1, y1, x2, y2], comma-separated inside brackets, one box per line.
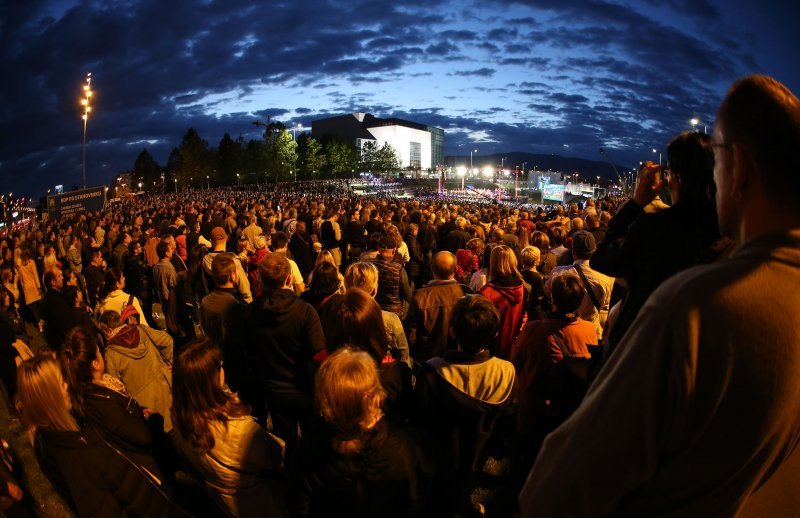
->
[478, 276, 528, 360]
[242, 288, 325, 400]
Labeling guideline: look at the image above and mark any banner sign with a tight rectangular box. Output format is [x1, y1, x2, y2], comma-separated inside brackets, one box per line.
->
[47, 186, 106, 219]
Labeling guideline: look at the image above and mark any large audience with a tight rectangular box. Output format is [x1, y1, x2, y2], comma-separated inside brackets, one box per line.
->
[1, 74, 799, 517]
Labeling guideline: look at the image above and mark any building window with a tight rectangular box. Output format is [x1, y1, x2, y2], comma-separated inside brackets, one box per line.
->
[409, 142, 421, 169]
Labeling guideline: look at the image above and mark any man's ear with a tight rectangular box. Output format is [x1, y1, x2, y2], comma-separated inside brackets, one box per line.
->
[730, 143, 752, 202]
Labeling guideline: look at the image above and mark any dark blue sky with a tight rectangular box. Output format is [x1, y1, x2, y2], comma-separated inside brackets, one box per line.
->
[1, 0, 797, 198]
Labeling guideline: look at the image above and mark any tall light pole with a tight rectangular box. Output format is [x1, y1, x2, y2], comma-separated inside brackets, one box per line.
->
[236, 173, 240, 186]
[653, 148, 661, 165]
[291, 123, 303, 140]
[470, 149, 477, 178]
[80, 72, 93, 189]
[690, 118, 699, 132]
[173, 178, 177, 193]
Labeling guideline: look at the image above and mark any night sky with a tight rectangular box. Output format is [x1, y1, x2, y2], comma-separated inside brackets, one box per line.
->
[1, 0, 798, 199]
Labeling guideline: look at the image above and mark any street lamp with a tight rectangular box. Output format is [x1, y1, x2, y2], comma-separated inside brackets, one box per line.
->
[138, 182, 142, 192]
[457, 166, 467, 190]
[690, 118, 699, 132]
[653, 148, 662, 165]
[174, 178, 177, 194]
[236, 173, 240, 186]
[469, 149, 477, 177]
[206, 175, 210, 189]
[291, 123, 303, 140]
[80, 72, 93, 189]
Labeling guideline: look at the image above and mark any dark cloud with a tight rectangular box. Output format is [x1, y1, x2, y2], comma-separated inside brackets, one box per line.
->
[451, 68, 496, 77]
[0, 0, 794, 197]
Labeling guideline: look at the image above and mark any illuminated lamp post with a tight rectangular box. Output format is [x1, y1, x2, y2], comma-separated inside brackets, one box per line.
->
[174, 178, 177, 193]
[80, 72, 93, 189]
[653, 148, 661, 165]
[291, 123, 303, 140]
[469, 149, 477, 178]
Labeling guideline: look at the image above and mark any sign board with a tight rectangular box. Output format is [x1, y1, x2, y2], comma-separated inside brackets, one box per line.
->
[542, 183, 565, 202]
[47, 186, 106, 220]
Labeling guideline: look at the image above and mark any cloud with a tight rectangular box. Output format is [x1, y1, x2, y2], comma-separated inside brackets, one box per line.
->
[451, 67, 496, 77]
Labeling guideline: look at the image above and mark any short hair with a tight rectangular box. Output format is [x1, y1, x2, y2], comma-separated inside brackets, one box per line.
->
[431, 251, 457, 279]
[455, 216, 467, 229]
[211, 253, 236, 286]
[450, 295, 500, 354]
[520, 246, 541, 270]
[316, 347, 386, 455]
[571, 218, 584, 231]
[550, 273, 585, 315]
[666, 131, 715, 208]
[97, 310, 123, 331]
[43, 266, 61, 290]
[259, 253, 291, 290]
[271, 231, 289, 250]
[551, 226, 566, 246]
[88, 247, 103, 262]
[156, 241, 171, 259]
[253, 235, 268, 251]
[344, 261, 379, 294]
[716, 75, 800, 200]
[585, 214, 600, 227]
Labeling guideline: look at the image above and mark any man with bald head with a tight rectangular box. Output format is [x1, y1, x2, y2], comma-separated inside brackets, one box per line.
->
[520, 75, 800, 516]
[405, 250, 473, 361]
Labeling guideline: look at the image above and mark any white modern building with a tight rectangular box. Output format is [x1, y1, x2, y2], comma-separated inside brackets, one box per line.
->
[312, 112, 444, 172]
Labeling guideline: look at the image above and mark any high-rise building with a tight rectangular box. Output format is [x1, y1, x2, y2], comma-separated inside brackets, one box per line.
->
[312, 112, 444, 172]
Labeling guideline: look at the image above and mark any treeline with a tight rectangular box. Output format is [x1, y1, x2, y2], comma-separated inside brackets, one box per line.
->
[130, 121, 402, 192]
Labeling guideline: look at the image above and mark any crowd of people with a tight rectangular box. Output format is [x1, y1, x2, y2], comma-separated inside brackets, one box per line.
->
[0, 74, 799, 517]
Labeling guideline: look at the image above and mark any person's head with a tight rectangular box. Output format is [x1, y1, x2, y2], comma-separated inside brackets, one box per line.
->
[431, 251, 457, 280]
[344, 261, 379, 297]
[550, 273, 586, 315]
[211, 253, 237, 288]
[102, 267, 124, 297]
[156, 241, 171, 260]
[378, 234, 396, 257]
[323, 288, 387, 363]
[308, 262, 341, 298]
[585, 214, 600, 229]
[520, 246, 541, 271]
[16, 356, 78, 432]
[89, 247, 103, 266]
[253, 235, 268, 251]
[488, 245, 521, 282]
[663, 131, 715, 208]
[315, 347, 386, 455]
[466, 238, 485, 257]
[449, 295, 500, 354]
[551, 226, 566, 246]
[172, 339, 247, 452]
[43, 266, 63, 291]
[59, 327, 103, 416]
[531, 231, 550, 254]
[97, 310, 123, 336]
[271, 231, 289, 251]
[571, 218, 584, 232]
[210, 226, 227, 246]
[1, 267, 13, 285]
[0, 290, 10, 310]
[315, 249, 336, 268]
[128, 240, 142, 256]
[713, 75, 800, 239]
[259, 252, 291, 290]
[570, 230, 597, 260]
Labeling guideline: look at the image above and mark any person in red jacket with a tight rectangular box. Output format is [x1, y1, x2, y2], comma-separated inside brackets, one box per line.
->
[478, 245, 528, 360]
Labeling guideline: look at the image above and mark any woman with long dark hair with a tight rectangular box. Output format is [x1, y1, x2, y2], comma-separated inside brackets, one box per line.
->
[171, 339, 288, 517]
[95, 267, 150, 327]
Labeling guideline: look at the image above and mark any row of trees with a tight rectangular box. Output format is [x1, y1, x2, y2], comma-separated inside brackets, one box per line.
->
[130, 122, 402, 192]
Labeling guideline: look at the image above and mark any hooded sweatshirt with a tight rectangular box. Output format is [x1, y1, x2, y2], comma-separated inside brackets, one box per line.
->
[479, 276, 528, 360]
[243, 288, 325, 401]
[105, 325, 174, 431]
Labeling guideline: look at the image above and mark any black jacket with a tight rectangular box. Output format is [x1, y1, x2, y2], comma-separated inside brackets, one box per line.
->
[34, 426, 176, 517]
[297, 418, 434, 517]
[40, 289, 76, 350]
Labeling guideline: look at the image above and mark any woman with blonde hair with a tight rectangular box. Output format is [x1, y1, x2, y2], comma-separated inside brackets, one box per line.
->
[308, 249, 344, 293]
[478, 245, 529, 359]
[16, 356, 176, 517]
[171, 339, 288, 517]
[298, 347, 433, 516]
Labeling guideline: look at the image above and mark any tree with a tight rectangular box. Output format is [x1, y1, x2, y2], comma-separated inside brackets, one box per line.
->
[358, 140, 379, 173]
[216, 133, 245, 186]
[173, 128, 214, 188]
[374, 142, 401, 175]
[297, 135, 325, 180]
[265, 129, 297, 182]
[324, 138, 358, 178]
[132, 149, 161, 193]
[244, 139, 268, 185]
